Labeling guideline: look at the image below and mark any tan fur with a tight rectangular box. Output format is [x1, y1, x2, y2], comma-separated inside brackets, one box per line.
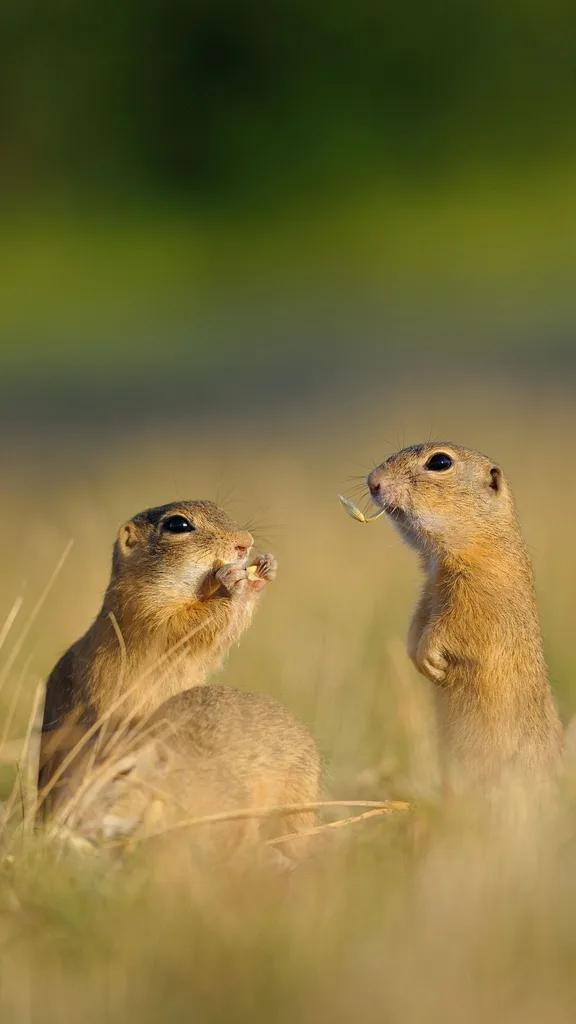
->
[39, 499, 322, 849]
[42, 500, 269, 732]
[49, 686, 322, 864]
[367, 443, 564, 795]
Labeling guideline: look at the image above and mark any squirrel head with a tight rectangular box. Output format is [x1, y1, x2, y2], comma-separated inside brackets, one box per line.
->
[367, 443, 517, 560]
[112, 500, 254, 602]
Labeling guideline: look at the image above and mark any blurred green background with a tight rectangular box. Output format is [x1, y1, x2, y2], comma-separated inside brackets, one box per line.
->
[4, 11, 576, 1022]
[2, 0, 576, 428]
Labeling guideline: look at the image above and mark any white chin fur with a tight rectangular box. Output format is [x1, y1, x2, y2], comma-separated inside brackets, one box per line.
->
[158, 564, 208, 599]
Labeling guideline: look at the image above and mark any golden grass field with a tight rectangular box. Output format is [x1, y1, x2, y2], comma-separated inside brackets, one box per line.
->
[2, 379, 576, 1021]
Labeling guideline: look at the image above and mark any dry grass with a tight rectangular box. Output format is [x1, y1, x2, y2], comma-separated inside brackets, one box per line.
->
[2, 379, 576, 1021]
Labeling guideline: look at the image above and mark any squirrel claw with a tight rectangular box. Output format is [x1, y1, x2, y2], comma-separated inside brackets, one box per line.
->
[249, 553, 278, 584]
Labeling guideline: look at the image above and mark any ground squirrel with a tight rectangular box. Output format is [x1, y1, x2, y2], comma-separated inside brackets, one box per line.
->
[47, 686, 322, 864]
[366, 443, 563, 793]
[39, 500, 322, 850]
[42, 500, 275, 733]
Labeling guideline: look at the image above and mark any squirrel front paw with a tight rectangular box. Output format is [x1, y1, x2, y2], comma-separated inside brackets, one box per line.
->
[249, 553, 277, 582]
[415, 636, 448, 684]
[214, 562, 248, 596]
[246, 553, 277, 593]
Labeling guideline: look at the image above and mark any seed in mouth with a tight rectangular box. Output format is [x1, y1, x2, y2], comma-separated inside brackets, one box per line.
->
[337, 495, 387, 524]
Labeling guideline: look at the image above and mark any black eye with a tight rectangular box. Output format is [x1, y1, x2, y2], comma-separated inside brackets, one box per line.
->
[424, 452, 453, 472]
[162, 515, 195, 533]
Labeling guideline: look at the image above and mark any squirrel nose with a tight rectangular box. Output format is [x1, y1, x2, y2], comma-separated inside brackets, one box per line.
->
[367, 470, 382, 496]
[235, 531, 254, 557]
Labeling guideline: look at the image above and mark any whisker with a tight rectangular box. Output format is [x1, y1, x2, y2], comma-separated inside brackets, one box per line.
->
[170, 474, 184, 500]
[216, 484, 239, 509]
[243, 521, 285, 541]
[361, 495, 376, 517]
[376, 437, 398, 451]
[345, 483, 370, 498]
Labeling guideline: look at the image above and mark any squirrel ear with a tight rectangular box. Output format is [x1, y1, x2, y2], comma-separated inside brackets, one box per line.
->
[489, 466, 502, 493]
[117, 521, 140, 555]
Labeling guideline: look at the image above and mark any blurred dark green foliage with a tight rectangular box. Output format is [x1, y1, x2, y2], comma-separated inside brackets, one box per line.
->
[2, 0, 576, 203]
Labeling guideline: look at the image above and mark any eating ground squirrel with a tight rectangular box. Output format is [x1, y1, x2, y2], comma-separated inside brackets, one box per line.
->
[43, 500, 275, 732]
[367, 443, 563, 794]
[39, 500, 321, 851]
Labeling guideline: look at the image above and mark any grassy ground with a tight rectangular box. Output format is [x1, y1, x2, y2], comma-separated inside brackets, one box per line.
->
[2, 380, 576, 1020]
